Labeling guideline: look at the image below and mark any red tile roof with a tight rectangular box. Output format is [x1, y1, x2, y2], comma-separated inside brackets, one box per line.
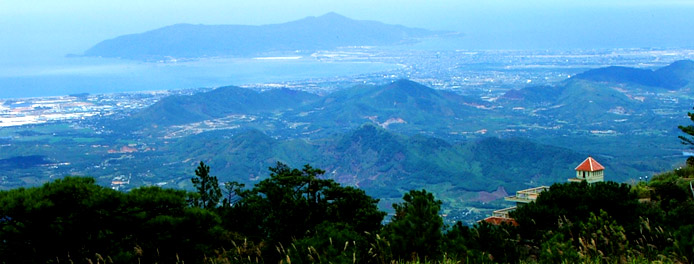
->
[575, 156, 605, 172]
[482, 216, 519, 226]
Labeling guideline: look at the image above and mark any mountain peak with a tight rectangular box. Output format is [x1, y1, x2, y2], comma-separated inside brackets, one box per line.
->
[383, 79, 437, 97]
[293, 12, 356, 26]
[316, 12, 349, 20]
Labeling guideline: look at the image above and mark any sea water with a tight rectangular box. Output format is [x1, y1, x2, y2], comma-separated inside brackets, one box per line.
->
[0, 55, 395, 99]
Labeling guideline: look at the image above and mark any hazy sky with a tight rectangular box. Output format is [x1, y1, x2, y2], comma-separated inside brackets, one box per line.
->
[2, 0, 694, 60]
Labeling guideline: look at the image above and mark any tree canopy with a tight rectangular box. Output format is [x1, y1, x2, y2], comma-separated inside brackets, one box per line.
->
[191, 161, 222, 209]
[1, 162, 693, 263]
[385, 189, 444, 261]
[678, 107, 694, 146]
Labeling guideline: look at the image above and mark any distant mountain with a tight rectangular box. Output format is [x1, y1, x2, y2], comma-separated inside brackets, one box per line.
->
[555, 79, 644, 122]
[498, 60, 694, 124]
[295, 79, 485, 132]
[123, 79, 486, 134]
[83, 12, 447, 60]
[129, 86, 319, 127]
[653, 59, 694, 87]
[572, 59, 694, 90]
[500, 78, 651, 124]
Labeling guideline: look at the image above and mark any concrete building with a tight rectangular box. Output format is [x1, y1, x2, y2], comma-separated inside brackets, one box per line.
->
[569, 156, 604, 183]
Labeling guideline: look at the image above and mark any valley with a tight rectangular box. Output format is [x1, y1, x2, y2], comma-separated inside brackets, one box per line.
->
[5, 4, 694, 262]
[2, 47, 694, 224]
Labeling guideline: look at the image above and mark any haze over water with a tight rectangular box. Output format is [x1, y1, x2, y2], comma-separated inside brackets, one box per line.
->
[2, 0, 694, 98]
[0, 56, 395, 98]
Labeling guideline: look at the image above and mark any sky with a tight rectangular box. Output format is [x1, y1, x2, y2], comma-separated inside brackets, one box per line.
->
[2, 0, 694, 61]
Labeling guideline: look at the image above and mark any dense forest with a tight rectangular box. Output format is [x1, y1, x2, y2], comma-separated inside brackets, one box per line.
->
[2, 107, 694, 264]
[1, 159, 693, 263]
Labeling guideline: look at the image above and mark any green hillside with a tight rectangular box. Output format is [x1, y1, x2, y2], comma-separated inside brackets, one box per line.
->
[573, 59, 694, 90]
[169, 128, 322, 181]
[128, 86, 319, 127]
[547, 79, 645, 123]
[295, 79, 487, 133]
[162, 124, 585, 202]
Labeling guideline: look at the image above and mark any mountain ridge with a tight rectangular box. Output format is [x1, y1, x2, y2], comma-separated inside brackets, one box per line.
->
[167, 124, 585, 196]
[295, 79, 483, 132]
[572, 59, 694, 90]
[127, 86, 319, 128]
[499, 60, 694, 123]
[83, 13, 447, 60]
[124, 79, 484, 134]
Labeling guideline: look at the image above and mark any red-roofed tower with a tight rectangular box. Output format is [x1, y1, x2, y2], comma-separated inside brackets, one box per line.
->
[570, 156, 605, 183]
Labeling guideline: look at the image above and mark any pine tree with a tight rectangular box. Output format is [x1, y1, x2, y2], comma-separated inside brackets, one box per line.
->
[678, 106, 694, 146]
[385, 189, 443, 261]
[191, 161, 222, 209]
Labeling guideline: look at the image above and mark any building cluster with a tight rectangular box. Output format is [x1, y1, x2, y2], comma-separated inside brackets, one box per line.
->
[0, 91, 181, 128]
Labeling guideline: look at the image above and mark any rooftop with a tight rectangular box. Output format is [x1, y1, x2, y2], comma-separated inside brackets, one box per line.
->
[575, 156, 605, 172]
[482, 216, 519, 226]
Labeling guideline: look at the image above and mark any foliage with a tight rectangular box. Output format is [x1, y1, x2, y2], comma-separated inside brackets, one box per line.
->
[506, 178, 690, 263]
[678, 106, 694, 146]
[467, 222, 522, 263]
[631, 217, 673, 261]
[539, 231, 580, 264]
[191, 161, 222, 209]
[289, 222, 365, 264]
[222, 180, 244, 207]
[440, 222, 473, 260]
[511, 181, 642, 241]
[0, 177, 224, 264]
[0, 177, 126, 263]
[576, 210, 628, 262]
[2, 161, 694, 263]
[230, 162, 385, 262]
[385, 189, 444, 262]
[673, 224, 694, 263]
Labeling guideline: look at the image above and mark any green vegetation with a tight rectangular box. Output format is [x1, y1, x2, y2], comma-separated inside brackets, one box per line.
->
[573, 60, 694, 90]
[2, 159, 693, 263]
[125, 86, 319, 128]
[191, 161, 222, 209]
[678, 106, 694, 147]
[169, 124, 585, 195]
[0, 120, 676, 224]
[1, 68, 693, 230]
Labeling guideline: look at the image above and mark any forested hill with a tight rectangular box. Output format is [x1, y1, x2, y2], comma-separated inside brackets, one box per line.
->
[294, 79, 487, 130]
[166, 124, 584, 196]
[499, 60, 694, 126]
[126, 86, 319, 127]
[102, 74, 689, 194]
[83, 12, 446, 60]
[572, 59, 694, 90]
[503, 60, 694, 106]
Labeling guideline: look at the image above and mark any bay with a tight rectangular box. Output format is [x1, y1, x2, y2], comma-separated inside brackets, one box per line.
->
[0, 56, 395, 99]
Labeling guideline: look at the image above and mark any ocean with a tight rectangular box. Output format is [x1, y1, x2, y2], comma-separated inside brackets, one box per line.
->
[0, 55, 395, 99]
